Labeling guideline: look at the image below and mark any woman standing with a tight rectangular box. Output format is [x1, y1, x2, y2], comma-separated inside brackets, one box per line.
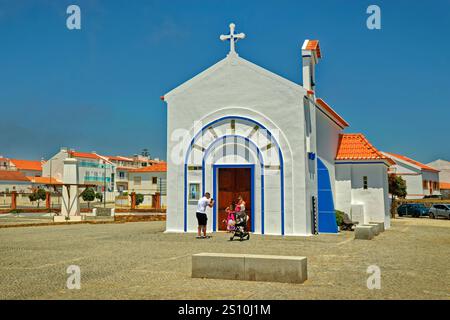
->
[237, 195, 246, 217]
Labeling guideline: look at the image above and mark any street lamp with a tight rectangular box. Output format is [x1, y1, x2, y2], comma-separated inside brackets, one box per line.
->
[103, 160, 106, 208]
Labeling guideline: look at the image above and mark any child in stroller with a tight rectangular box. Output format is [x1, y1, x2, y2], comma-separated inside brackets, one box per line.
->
[222, 202, 236, 232]
[229, 204, 250, 241]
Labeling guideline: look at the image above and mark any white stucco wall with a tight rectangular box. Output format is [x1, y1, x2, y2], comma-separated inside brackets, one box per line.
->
[165, 53, 311, 235]
[335, 162, 390, 228]
[315, 108, 342, 204]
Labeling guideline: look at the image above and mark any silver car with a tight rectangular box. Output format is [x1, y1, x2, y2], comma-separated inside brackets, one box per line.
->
[429, 204, 450, 219]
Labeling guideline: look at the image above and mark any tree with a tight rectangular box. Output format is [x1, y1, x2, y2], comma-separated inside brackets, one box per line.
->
[29, 188, 46, 208]
[135, 193, 144, 207]
[81, 188, 96, 208]
[388, 174, 407, 218]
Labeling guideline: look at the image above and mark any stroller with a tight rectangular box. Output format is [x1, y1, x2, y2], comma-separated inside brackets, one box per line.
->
[229, 210, 250, 241]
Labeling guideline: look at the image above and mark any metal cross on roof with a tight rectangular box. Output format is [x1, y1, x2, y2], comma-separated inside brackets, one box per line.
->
[220, 23, 245, 54]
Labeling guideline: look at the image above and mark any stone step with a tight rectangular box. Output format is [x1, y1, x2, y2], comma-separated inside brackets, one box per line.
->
[192, 253, 307, 284]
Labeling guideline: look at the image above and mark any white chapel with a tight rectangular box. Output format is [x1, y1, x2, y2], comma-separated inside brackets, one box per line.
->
[163, 23, 392, 236]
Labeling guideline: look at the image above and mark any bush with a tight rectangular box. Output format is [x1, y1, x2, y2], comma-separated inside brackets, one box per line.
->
[29, 188, 46, 208]
[135, 193, 144, 207]
[81, 188, 96, 208]
[335, 210, 345, 226]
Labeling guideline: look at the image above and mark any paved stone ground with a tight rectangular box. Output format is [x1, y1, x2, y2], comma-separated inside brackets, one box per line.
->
[0, 217, 449, 300]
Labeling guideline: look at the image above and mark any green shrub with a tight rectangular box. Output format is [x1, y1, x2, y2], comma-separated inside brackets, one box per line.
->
[335, 210, 345, 226]
[81, 188, 96, 208]
[135, 193, 144, 207]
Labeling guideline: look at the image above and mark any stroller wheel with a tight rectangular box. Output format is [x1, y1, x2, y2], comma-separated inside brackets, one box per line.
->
[247, 233, 250, 240]
[229, 236, 234, 241]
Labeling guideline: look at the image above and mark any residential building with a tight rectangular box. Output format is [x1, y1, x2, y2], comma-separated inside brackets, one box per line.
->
[427, 159, 450, 183]
[9, 159, 43, 177]
[0, 170, 31, 193]
[383, 152, 440, 199]
[107, 155, 161, 192]
[42, 148, 116, 201]
[128, 162, 167, 207]
[0, 156, 43, 177]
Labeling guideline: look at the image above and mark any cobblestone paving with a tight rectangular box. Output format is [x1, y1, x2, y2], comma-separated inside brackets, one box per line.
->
[0, 218, 449, 299]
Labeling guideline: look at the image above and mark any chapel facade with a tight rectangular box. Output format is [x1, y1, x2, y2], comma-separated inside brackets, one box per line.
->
[163, 24, 392, 236]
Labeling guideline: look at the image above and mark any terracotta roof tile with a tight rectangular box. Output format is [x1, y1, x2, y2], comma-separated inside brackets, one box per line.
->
[9, 159, 43, 171]
[384, 152, 440, 173]
[304, 40, 322, 58]
[336, 134, 395, 165]
[439, 182, 450, 190]
[27, 176, 62, 185]
[0, 170, 30, 181]
[69, 151, 101, 160]
[129, 162, 167, 173]
[316, 98, 349, 128]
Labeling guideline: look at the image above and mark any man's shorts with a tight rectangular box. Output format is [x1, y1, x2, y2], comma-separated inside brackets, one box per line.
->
[196, 212, 208, 226]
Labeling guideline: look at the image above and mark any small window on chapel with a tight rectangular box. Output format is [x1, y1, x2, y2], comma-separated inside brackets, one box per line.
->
[363, 176, 368, 190]
[152, 177, 158, 184]
[189, 183, 200, 200]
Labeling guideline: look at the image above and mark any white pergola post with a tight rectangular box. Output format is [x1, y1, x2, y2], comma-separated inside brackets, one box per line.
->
[61, 158, 80, 217]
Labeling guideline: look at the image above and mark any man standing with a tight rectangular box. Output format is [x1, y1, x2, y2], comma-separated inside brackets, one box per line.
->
[196, 192, 214, 239]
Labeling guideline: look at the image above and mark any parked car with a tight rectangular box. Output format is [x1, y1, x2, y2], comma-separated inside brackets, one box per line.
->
[429, 204, 450, 219]
[397, 203, 429, 217]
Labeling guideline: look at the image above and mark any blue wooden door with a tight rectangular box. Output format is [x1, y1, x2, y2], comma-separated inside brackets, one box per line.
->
[317, 158, 338, 233]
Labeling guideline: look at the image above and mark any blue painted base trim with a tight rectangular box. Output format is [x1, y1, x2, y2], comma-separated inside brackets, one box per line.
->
[317, 158, 338, 234]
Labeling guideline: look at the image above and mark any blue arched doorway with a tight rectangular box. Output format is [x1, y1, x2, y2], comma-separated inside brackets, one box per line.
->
[317, 158, 338, 233]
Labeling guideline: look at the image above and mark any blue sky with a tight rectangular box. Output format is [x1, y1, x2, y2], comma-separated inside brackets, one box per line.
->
[0, 0, 449, 163]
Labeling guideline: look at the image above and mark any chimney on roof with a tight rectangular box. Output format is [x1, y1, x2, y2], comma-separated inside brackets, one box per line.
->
[301, 39, 321, 92]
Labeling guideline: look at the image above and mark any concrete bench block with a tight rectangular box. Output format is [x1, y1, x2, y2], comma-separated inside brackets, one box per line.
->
[370, 222, 385, 232]
[355, 225, 374, 240]
[192, 253, 245, 280]
[192, 253, 307, 284]
[245, 255, 307, 284]
[366, 223, 380, 236]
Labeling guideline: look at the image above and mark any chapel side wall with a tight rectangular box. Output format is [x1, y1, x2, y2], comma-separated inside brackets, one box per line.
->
[350, 164, 389, 224]
[315, 109, 342, 204]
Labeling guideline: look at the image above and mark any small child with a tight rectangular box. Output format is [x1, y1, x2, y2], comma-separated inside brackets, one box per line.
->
[225, 202, 236, 232]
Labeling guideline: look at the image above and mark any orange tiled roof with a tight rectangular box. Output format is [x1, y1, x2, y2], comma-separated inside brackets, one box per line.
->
[129, 162, 167, 173]
[316, 98, 349, 128]
[336, 134, 395, 165]
[304, 40, 322, 58]
[9, 159, 43, 171]
[107, 156, 133, 162]
[384, 152, 440, 173]
[69, 151, 101, 160]
[27, 176, 62, 185]
[0, 170, 30, 181]
[440, 182, 450, 190]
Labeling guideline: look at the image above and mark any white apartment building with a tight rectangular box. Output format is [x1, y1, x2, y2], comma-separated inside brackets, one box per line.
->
[383, 152, 440, 199]
[42, 148, 116, 201]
